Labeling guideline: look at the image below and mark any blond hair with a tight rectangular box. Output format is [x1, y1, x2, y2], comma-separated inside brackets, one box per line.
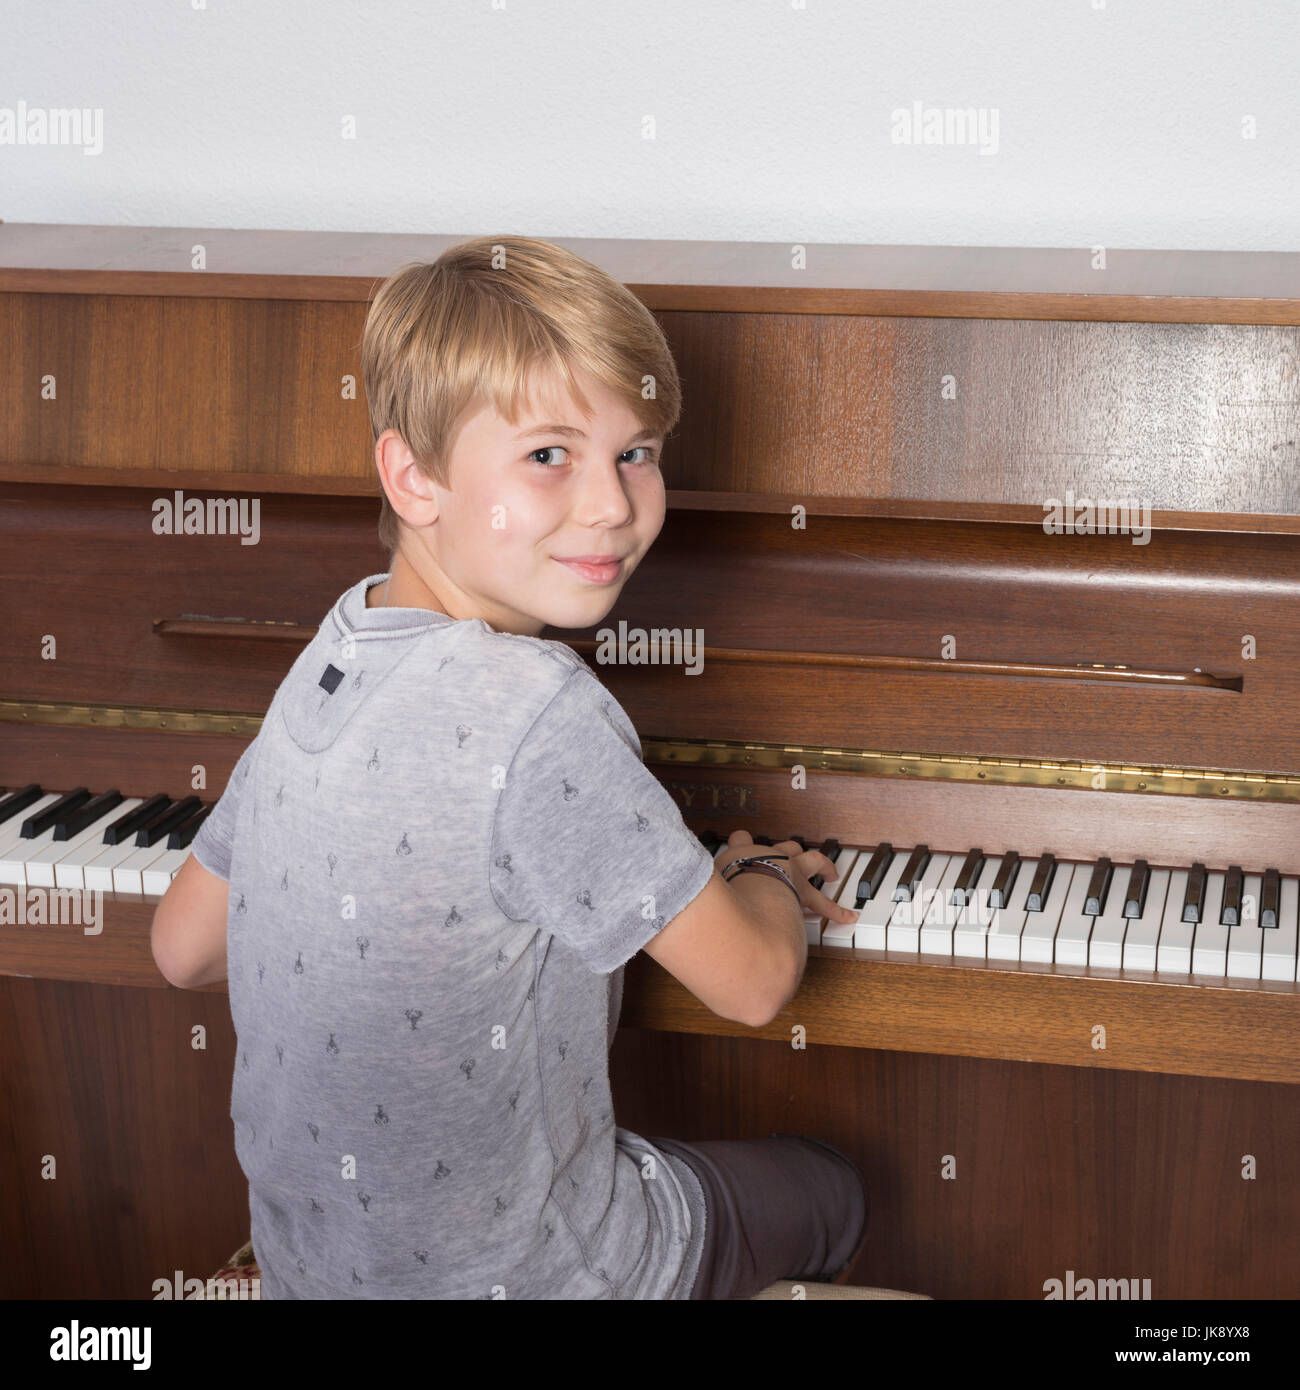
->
[360, 235, 682, 554]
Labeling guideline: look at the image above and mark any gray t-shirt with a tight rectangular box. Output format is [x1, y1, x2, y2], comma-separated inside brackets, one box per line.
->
[191, 573, 716, 1299]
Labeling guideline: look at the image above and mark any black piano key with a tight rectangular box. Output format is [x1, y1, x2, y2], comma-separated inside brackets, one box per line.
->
[950, 847, 986, 906]
[1083, 857, 1114, 917]
[854, 843, 893, 907]
[167, 804, 212, 850]
[102, 794, 173, 846]
[752, 834, 773, 847]
[988, 851, 1020, 909]
[696, 829, 725, 855]
[1220, 865, 1244, 927]
[1261, 869, 1281, 929]
[134, 797, 203, 848]
[0, 784, 43, 827]
[53, 789, 125, 840]
[20, 787, 90, 838]
[809, 836, 842, 892]
[892, 845, 930, 902]
[1025, 853, 1057, 912]
[1124, 859, 1151, 919]
[1182, 862, 1207, 924]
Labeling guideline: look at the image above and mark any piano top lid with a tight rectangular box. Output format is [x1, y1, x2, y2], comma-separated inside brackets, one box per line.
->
[1, 223, 1298, 322]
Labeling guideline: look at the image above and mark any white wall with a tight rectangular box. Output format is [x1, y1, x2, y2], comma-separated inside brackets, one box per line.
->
[0, 0, 1295, 251]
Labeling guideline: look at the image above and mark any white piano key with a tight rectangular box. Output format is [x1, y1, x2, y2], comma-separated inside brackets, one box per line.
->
[846, 848, 914, 951]
[1226, 873, 1265, 982]
[1120, 868, 1170, 972]
[885, 853, 955, 953]
[111, 840, 176, 895]
[0, 793, 63, 882]
[921, 855, 985, 957]
[804, 908, 824, 946]
[952, 856, 1006, 959]
[1190, 872, 1229, 977]
[1261, 877, 1299, 983]
[26, 797, 145, 887]
[1020, 862, 1078, 963]
[1155, 870, 1194, 974]
[141, 845, 192, 896]
[1086, 864, 1132, 969]
[812, 848, 862, 946]
[1053, 862, 1100, 965]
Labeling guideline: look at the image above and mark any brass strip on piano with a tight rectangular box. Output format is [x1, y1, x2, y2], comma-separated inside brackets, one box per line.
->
[4, 696, 1298, 803]
[644, 737, 1300, 802]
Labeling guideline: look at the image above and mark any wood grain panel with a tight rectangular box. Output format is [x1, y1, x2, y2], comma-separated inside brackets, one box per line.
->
[620, 948, 1300, 1085]
[0, 292, 371, 481]
[661, 313, 1300, 512]
[0, 976, 247, 1298]
[3, 293, 1297, 515]
[4, 490, 1297, 778]
[609, 1031, 1300, 1299]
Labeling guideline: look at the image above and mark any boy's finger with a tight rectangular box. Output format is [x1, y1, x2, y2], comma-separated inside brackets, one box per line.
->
[810, 888, 856, 923]
[791, 849, 841, 884]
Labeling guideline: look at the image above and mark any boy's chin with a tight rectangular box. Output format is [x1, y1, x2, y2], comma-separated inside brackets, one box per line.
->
[534, 587, 623, 634]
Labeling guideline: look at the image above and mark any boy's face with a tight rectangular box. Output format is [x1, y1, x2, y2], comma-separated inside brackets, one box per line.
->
[402, 367, 667, 637]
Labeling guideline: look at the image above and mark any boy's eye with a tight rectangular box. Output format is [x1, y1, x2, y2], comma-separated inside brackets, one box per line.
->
[529, 445, 569, 467]
[619, 446, 658, 465]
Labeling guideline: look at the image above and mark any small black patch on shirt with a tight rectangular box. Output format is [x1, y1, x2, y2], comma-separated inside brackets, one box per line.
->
[318, 663, 345, 694]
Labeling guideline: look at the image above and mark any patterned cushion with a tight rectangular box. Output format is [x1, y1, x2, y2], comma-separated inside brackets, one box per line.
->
[204, 1241, 262, 1299]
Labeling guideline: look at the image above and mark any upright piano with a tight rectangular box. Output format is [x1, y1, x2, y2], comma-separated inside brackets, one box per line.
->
[1, 225, 1296, 1298]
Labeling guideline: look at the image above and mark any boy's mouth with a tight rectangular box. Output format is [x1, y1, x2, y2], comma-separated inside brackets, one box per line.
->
[554, 555, 624, 584]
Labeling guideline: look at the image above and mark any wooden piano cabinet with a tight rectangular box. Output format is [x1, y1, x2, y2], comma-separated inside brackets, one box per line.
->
[0, 975, 246, 1300]
[608, 1027, 1299, 1300]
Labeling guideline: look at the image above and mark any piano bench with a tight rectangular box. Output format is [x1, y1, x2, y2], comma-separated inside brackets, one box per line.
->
[205, 1240, 931, 1301]
[751, 1280, 931, 1300]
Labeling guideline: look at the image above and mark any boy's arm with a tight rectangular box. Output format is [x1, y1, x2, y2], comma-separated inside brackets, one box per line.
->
[641, 866, 803, 1028]
[151, 852, 230, 988]
[642, 835, 852, 1027]
[150, 733, 259, 988]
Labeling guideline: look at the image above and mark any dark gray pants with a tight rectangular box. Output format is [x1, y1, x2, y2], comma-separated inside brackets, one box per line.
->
[652, 1132, 869, 1300]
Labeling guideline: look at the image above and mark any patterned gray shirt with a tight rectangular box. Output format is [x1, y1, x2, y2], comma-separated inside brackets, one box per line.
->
[191, 573, 714, 1299]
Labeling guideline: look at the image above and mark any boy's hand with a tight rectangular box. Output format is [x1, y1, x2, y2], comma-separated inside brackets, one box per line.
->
[718, 830, 858, 926]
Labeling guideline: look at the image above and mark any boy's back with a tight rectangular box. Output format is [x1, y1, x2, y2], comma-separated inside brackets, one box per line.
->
[192, 573, 714, 1299]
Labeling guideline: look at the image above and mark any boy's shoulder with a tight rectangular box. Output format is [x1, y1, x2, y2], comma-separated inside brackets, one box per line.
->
[438, 627, 638, 750]
[421, 623, 594, 687]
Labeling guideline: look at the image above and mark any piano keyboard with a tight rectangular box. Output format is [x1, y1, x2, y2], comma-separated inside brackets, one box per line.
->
[702, 834, 1300, 984]
[0, 785, 211, 896]
[6, 788, 1298, 986]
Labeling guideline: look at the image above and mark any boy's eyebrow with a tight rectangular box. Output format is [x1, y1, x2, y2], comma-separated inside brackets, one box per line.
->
[513, 423, 663, 444]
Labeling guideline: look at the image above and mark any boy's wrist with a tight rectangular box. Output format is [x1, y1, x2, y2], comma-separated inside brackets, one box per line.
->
[726, 863, 806, 930]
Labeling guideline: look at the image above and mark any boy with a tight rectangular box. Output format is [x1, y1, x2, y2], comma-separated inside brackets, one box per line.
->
[151, 234, 867, 1299]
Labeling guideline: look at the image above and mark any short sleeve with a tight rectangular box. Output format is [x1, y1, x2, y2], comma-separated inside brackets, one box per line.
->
[490, 668, 716, 975]
[191, 738, 260, 882]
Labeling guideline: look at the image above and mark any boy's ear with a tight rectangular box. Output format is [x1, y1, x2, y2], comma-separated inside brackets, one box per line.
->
[375, 429, 440, 526]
